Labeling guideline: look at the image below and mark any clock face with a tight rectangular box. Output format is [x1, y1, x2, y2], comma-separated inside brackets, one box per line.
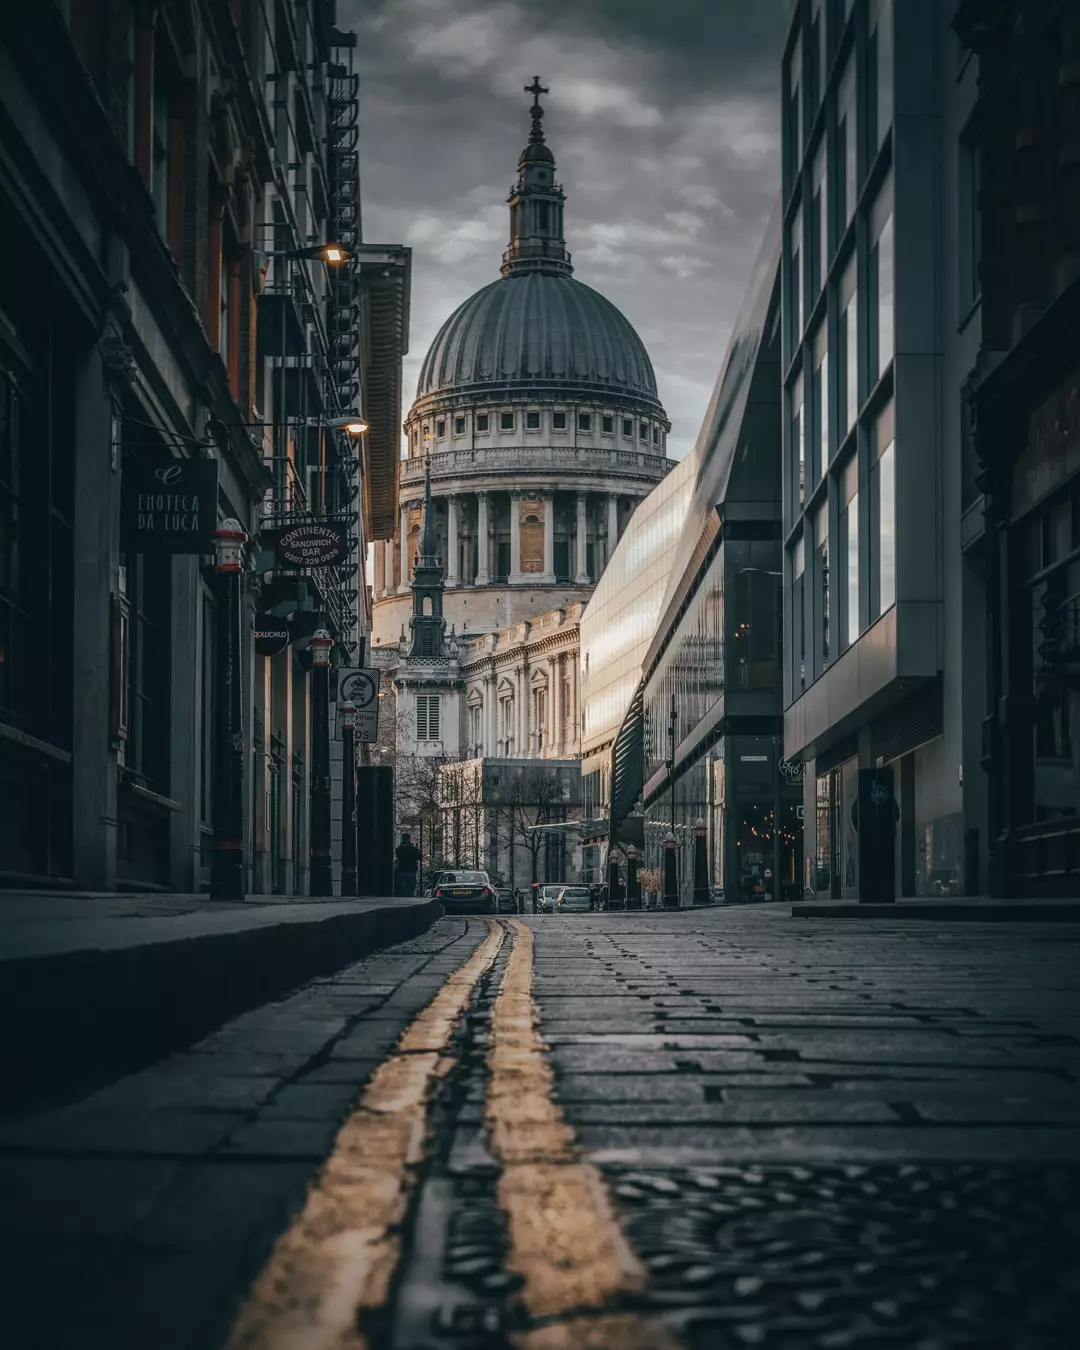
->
[341, 671, 377, 707]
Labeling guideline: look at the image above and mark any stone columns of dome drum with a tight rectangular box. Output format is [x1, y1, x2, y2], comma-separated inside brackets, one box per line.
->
[383, 539, 395, 594]
[374, 539, 385, 596]
[399, 503, 409, 591]
[542, 492, 555, 583]
[509, 490, 524, 584]
[446, 494, 460, 587]
[575, 492, 589, 584]
[607, 493, 620, 562]
[475, 491, 490, 585]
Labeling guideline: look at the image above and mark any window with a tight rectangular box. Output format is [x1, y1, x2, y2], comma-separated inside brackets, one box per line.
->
[791, 373, 805, 516]
[810, 0, 826, 109]
[792, 535, 806, 696]
[622, 418, 633, 437]
[151, 57, 169, 226]
[959, 127, 982, 315]
[786, 31, 802, 188]
[870, 403, 896, 618]
[837, 59, 856, 231]
[500, 411, 514, 431]
[469, 703, 482, 750]
[840, 456, 860, 648]
[562, 681, 571, 725]
[815, 504, 830, 673]
[578, 412, 591, 432]
[653, 426, 660, 446]
[534, 687, 547, 749]
[788, 201, 803, 349]
[838, 256, 858, 440]
[526, 410, 540, 430]
[811, 140, 827, 296]
[869, 0, 893, 154]
[454, 415, 466, 435]
[436, 418, 446, 438]
[869, 184, 894, 383]
[553, 410, 567, 430]
[601, 414, 614, 434]
[639, 421, 648, 441]
[476, 413, 490, 433]
[416, 695, 440, 741]
[812, 324, 829, 481]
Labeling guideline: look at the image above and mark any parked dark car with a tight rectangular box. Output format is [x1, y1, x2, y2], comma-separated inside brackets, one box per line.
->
[496, 888, 518, 914]
[433, 870, 496, 914]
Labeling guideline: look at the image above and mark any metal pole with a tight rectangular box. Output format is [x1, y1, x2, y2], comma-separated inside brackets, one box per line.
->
[340, 700, 357, 897]
[309, 628, 334, 896]
[211, 520, 248, 900]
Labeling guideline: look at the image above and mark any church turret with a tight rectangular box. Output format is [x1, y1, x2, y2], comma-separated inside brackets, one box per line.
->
[408, 456, 447, 660]
[501, 77, 572, 278]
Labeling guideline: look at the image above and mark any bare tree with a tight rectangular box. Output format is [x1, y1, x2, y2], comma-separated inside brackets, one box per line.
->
[495, 764, 578, 892]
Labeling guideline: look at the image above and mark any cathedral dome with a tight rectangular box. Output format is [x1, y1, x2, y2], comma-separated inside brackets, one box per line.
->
[415, 271, 662, 410]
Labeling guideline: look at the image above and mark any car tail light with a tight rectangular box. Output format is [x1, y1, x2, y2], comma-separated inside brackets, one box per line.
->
[434, 888, 442, 898]
[481, 887, 492, 898]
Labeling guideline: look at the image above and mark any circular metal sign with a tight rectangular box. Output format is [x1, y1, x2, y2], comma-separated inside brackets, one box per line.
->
[340, 670, 378, 708]
[275, 522, 347, 568]
[253, 613, 290, 657]
[870, 782, 889, 806]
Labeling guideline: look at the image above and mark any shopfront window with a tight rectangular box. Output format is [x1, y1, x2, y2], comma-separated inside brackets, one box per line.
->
[1032, 564, 1080, 827]
[815, 773, 832, 893]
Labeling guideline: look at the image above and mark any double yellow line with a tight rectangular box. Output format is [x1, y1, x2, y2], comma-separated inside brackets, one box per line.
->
[225, 919, 678, 1350]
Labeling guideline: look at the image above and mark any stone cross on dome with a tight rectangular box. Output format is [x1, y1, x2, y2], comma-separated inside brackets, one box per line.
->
[525, 76, 548, 143]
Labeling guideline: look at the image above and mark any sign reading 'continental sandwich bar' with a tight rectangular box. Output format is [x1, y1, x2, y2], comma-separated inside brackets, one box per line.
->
[273, 521, 348, 568]
[120, 458, 219, 554]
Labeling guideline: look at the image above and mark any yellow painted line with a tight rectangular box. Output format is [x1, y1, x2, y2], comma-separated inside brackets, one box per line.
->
[487, 919, 682, 1350]
[225, 918, 506, 1350]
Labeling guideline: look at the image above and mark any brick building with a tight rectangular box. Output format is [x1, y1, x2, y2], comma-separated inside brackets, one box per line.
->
[0, 1, 409, 893]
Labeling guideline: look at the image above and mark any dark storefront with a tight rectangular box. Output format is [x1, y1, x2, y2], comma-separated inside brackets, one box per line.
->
[0, 229, 77, 884]
[979, 354, 1080, 896]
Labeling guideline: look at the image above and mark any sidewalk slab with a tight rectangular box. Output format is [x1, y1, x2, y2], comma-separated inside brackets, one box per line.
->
[0, 893, 441, 1112]
[793, 898, 1080, 920]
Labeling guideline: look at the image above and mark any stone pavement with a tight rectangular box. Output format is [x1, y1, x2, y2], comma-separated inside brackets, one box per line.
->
[3, 907, 1079, 1348]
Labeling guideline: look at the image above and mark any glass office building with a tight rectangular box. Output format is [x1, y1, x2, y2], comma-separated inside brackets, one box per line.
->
[589, 204, 802, 904]
[781, 0, 986, 898]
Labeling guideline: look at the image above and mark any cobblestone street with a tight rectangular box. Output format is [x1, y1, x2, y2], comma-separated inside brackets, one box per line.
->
[4, 908, 1080, 1349]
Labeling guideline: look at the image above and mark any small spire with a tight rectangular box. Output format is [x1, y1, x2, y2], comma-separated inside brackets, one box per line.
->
[501, 77, 572, 278]
[416, 454, 439, 566]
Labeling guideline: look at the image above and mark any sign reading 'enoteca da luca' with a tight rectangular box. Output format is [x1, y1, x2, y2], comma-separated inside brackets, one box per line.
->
[273, 521, 348, 568]
[121, 459, 219, 554]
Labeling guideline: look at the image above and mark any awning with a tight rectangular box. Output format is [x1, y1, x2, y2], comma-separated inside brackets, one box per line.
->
[357, 246, 411, 540]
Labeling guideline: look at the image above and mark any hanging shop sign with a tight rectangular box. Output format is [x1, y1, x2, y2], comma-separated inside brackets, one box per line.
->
[273, 520, 349, 568]
[120, 458, 219, 554]
[253, 613, 291, 657]
[338, 667, 380, 743]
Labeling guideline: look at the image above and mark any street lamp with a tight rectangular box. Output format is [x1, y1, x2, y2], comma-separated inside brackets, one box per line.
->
[339, 699, 358, 897]
[309, 628, 334, 896]
[261, 243, 352, 264]
[626, 844, 640, 910]
[662, 828, 679, 909]
[692, 817, 710, 907]
[211, 518, 248, 900]
[329, 414, 369, 436]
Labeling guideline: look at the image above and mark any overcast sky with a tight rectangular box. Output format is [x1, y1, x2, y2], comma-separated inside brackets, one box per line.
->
[341, 0, 789, 461]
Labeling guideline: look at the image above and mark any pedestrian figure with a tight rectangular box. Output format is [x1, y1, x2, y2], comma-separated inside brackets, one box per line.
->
[513, 887, 523, 914]
[394, 832, 421, 898]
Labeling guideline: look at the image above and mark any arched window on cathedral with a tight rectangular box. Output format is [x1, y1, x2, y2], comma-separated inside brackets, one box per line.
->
[423, 596, 433, 616]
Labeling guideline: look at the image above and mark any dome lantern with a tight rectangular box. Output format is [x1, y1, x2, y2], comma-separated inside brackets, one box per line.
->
[501, 76, 572, 280]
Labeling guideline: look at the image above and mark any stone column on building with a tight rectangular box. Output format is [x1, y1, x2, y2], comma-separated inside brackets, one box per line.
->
[542, 491, 556, 583]
[548, 654, 560, 755]
[399, 502, 409, 591]
[383, 539, 395, 595]
[574, 492, 590, 584]
[509, 490, 524, 584]
[446, 494, 460, 587]
[475, 491, 490, 585]
[607, 493, 620, 563]
[516, 663, 527, 754]
[374, 539, 385, 596]
[568, 649, 579, 754]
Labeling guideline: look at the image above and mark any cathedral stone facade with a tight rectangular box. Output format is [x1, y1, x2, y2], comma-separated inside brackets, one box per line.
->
[378, 81, 669, 884]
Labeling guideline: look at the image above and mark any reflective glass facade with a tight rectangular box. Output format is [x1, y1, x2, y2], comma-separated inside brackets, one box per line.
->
[579, 453, 696, 757]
